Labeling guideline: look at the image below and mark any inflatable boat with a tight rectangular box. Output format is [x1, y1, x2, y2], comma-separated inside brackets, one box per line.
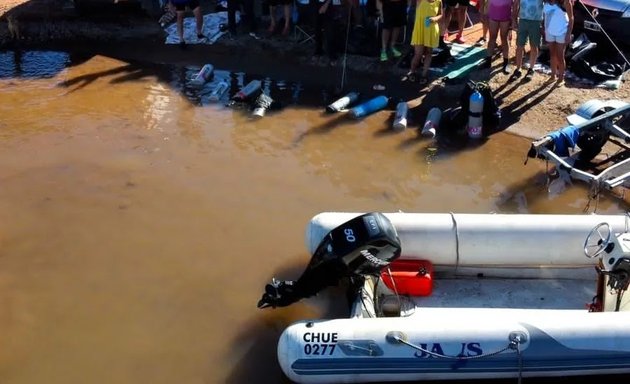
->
[257, 212, 630, 383]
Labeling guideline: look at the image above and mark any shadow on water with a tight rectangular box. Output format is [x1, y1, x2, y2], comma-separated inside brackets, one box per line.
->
[226, 259, 352, 384]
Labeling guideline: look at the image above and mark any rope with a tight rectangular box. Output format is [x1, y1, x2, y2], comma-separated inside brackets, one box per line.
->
[448, 212, 461, 273]
[577, 1, 630, 68]
[392, 335, 519, 360]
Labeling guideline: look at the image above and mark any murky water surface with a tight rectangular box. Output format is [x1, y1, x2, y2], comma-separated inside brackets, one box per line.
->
[0, 51, 626, 384]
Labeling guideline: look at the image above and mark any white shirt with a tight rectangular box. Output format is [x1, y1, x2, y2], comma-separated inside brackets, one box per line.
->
[543, 3, 568, 36]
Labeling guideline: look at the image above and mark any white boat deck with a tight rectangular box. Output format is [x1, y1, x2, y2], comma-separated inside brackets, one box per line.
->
[413, 277, 597, 310]
[369, 273, 600, 318]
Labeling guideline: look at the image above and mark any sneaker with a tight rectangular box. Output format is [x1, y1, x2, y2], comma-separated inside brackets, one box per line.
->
[475, 37, 486, 46]
[391, 46, 402, 58]
[502, 59, 511, 74]
[480, 56, 491, 69]
[510, 69, 522, 81]
[380, 50, 388, 62]
[197, 33, 208, 41]
[525, 68, 535, 81]
[249, 32, 261, 40]
[454, 33, 466, 44]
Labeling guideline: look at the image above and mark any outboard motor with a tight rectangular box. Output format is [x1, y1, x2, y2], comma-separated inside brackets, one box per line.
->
[257, 212, 401, 309]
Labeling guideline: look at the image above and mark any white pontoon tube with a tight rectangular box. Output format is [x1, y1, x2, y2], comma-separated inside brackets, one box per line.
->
[306, 212, 629, 270]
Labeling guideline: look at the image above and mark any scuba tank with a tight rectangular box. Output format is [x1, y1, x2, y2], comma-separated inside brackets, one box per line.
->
[208, 80, 229, 102]
[350, 96, 389, 119]
[467, 91, 484, 139]
[233, 80, 262, 101]
[190, 64, 214, 87]
[326, 92, 359, 113]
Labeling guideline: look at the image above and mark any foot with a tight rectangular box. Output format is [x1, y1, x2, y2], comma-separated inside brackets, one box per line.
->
[475, 37, 486, 46]
[454, 33, 466, 44]
[524, 68, 535, 81]
[249, 32, 261, 40]
[418, 75, 429, 86]
[502, 59, 511, 74]
[401, 71, 417, 82]
[510, 69, 522, 81]
[391, 46, 402, 58]
[442, 32, 449, 41]
[480, 56, 491, 69]
[197, 33, 207, 41]
[179, 41, 187, 49]
[380, 50, 388, 62]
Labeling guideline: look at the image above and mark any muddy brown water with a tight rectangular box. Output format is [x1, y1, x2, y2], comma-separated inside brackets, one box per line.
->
[0, 50, 627, 384]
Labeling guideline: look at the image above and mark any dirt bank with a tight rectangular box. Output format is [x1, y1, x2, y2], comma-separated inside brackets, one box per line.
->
[2, 0, 629, 140]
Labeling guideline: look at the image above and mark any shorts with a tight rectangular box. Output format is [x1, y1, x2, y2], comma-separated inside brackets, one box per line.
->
[516, 19, 542, 48]
[269, 0, 292, 5]
[382, 0, 407, 29]
[174, 0, 200, 11]
[444, 0, 469, 8]
[545, 32, 565, 43]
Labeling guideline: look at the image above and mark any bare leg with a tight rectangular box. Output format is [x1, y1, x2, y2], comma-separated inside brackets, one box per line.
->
[498, 20, 509, 60]
[410, 45, 422, 72]
[548, 42, 557, 79]
[421, 46, 432, 77]
[268, 6, 276, 33]
[382, 28, 391, 51]
[282, 4, 291, 35]
[456, 7, 466, 39]
[391, 26, 400, 45]
[556, 42, 566, 81]
[515, 45, 524, 69]
[529, 44, 539, 69]
[193, 6, 204, 35]
[487, 19, 499, 60]
[176, 11, 185, 43]
[442, 7, 452, 38]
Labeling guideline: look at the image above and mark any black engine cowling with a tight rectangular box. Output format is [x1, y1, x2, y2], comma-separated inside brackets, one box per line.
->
[257, 212, 401, 309]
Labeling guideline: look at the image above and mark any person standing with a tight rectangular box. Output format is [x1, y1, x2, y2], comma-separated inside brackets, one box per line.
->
[543, 0, 573, 84]
[510, 0, 543, 80]
[314, 0, 342, 65]
[441, 0, 468, 43]
[377, 0, 407, 61]
[170, 0, 206, 47]
[227, 0, 261, 38]
[406, 0, 443, 84]
[268, 0, 293, 35]
[483, 0, 514, 74]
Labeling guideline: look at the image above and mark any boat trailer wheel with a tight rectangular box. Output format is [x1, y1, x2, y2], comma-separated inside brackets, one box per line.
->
[584, 222, 612, 259]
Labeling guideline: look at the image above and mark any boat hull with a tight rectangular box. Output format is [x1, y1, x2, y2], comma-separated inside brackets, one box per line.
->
[306, 213, 630, 270]
[278, 308, 630, 383]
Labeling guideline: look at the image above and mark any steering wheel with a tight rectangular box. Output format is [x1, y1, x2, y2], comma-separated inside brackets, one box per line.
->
[584, 222, 612, 259]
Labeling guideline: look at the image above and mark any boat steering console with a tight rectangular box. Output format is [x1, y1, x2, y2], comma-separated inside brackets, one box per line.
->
[585, 220, 630, 293]
[257, 212, 401, 309]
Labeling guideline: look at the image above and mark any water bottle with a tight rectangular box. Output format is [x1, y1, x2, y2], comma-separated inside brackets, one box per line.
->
[467, 91, 484, 139]
[326, 92, 359, 113]
[350, 96, 389, 119]
[209, 80, 229, 102]
[190, 64, 214, 87]
[392, 101, 409, 131]
[425, 17, 431, 27]
[422, 107, 442, 138]
[233, 79, 262, 101]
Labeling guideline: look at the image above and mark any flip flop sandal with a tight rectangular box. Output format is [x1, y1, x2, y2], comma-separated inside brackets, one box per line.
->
[401, 72, 417, 82]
